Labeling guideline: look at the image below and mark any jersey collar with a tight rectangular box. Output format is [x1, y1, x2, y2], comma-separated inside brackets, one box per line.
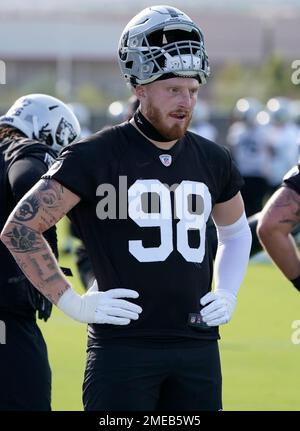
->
[125, 122, 185, 165]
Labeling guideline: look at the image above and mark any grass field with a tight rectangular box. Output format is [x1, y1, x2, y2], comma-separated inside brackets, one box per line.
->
[39, 236, 300, 410]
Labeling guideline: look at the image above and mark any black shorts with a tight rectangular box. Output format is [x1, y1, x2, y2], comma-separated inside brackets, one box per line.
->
[0, 311, 51, 411]
[83, 340, 222, 411]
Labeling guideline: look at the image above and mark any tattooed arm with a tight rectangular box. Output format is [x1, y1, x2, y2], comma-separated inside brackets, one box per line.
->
[257, 187, 300, 280]
[0, 179, 142, 324]
[1, 179, 80, 304]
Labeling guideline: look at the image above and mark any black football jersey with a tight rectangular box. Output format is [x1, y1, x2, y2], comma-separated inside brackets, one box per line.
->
[282, 163, 300, 194]
[0, 137, 57, 317]
[43, 122, 243, 341]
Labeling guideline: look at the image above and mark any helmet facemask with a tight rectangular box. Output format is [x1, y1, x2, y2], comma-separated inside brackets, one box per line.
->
[119, 6, 210, 86]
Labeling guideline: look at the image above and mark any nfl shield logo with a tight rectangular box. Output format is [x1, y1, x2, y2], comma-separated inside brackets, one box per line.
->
[159, 154, 172, 167]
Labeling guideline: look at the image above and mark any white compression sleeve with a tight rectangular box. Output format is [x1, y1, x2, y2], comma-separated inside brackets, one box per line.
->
[213, 212, 252, 297]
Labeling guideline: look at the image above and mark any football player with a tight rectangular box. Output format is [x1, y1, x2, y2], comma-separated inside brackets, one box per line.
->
[0, 94, 80, 410]
[257, 164, 300, 292]
[1, 7, 251, 411]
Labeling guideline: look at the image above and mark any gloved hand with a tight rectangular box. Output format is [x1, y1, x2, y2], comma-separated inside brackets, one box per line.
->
[200, 290, 236, 326]
[57, 286, 142, 324]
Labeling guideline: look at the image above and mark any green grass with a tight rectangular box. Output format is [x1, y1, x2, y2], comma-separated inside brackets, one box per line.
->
[38, 252, 87, 411]
[39, 233, 300, 410]
[221, 263, 300, 411]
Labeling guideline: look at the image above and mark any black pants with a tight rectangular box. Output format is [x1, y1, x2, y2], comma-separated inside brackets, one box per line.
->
[0, 311, 51, 410]
[83, 340, 222, 411]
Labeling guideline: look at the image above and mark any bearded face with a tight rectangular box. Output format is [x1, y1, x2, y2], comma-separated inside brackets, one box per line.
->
[139, 77, 199, 141]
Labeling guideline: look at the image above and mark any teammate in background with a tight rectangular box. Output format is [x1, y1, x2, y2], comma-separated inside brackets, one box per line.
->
[227, 97, 270, 216]
[234, 99, 299, 264]
[257, 163, 300, 292]
[290, 99, 300, 143]
[252, 100, 299, 264]
[1, 6, 251, 411]
[0, 94, 80, 410]
[264, 97, 299, 195]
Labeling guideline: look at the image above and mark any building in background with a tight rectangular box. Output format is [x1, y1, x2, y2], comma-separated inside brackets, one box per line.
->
[1, 0, 300, 131]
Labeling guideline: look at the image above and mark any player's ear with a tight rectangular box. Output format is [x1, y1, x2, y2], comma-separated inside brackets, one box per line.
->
[134, 85, 146, 100]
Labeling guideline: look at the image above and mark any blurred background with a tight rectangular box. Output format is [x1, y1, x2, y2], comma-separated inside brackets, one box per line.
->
[2, 0, 300, 411]
[1, 0, 300, 130]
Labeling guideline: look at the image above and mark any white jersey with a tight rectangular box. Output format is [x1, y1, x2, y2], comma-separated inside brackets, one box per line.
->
[227, 123, 270, 178]
[266, 123, 299, 187]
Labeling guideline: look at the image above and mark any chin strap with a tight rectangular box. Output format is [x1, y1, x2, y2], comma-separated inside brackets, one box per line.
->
[134, 109, 170, 142]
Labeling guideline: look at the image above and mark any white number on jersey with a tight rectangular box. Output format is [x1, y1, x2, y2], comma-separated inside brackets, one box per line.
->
[128, 179, 212, 263]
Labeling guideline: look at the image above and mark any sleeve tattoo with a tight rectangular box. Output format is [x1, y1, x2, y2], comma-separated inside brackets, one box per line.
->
[272, 188, 300, 228]
[1, 179, 72, 302]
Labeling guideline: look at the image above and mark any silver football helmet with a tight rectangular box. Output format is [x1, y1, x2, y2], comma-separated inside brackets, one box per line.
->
[0, 94, 81, 153]
[118, 5, 210, 86]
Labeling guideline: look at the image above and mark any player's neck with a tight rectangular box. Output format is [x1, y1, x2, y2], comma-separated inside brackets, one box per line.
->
[130, 118, 177, 150]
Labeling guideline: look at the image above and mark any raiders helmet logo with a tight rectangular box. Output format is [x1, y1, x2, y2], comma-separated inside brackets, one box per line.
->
[56, 118, 77, 146]
[159, 154, 172, 167]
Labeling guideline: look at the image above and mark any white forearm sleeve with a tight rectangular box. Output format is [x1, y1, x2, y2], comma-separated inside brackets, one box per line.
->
[214, 212, 252, 297]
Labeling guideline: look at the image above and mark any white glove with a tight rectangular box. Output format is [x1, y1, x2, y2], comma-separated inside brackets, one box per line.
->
[200, 290, 236, 326]
[57, 287, 142, 324]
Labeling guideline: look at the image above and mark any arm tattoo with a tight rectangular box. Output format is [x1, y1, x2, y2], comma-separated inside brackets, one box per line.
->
[42, 253, 56, 271]
[12, 180, 67, 230]
[272, 189, 300, 228]
[28, 255, 44, 278]
[4, 222, 45, 253]
[39, 179, 64, 209]
[14, 196, 40, 221]
[0, 179, 75, 304]
[44, 273, 61, 283]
